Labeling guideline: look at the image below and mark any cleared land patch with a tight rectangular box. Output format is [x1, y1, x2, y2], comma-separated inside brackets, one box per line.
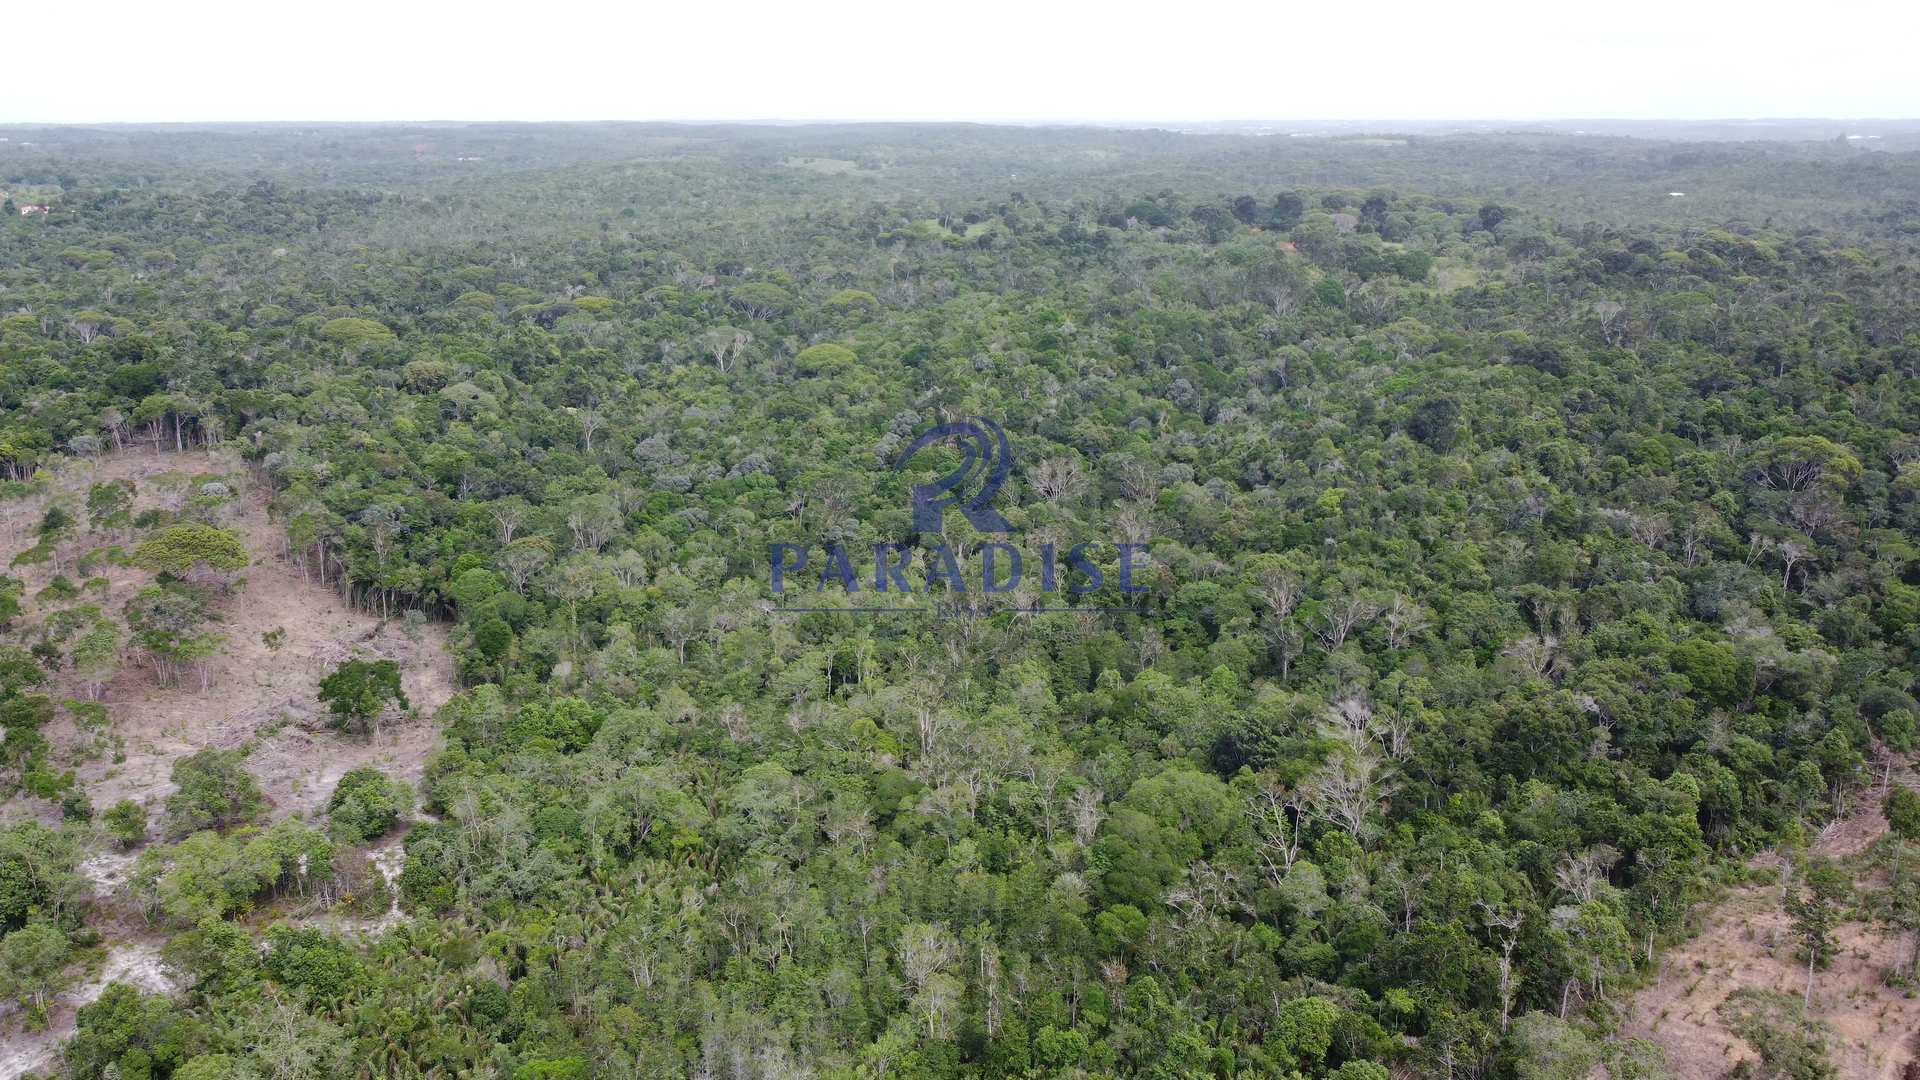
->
[0, 448, 457, 1079]
[1619, 774, 1920, 1079]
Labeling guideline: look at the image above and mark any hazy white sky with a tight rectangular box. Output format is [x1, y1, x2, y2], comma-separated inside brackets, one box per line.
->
[8, 0, 1918, 124]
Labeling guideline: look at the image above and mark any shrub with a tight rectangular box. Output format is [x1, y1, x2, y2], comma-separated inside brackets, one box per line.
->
[164, 750, 264, 837]
[131, 523, 248, 581]
[263, 925, 363, 1000]
[64, 982, 206, 1080]
[104, 800, 150, 847]
[326, 768, 412, 843]
[0, 821, 81, 932]
[317, 659, 410, 736]
[1718, 988, 1837, 1080]
[1886, 787, 1920, 843]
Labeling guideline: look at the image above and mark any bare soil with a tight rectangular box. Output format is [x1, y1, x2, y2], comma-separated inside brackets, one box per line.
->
[0, 939, 174, 1080]
[1618, 774, 1920, 1079]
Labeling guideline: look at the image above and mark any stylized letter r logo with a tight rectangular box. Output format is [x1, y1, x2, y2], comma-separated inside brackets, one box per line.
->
[895, 417, 1014, 534]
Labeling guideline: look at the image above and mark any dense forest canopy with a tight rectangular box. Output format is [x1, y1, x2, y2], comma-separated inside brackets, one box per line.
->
[1, 122, 1918, 1079]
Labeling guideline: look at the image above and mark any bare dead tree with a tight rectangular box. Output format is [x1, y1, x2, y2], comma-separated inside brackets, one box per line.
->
[1112, 507, 1155, 546]
[566, 497, 621, 553]
[1382, 594, 1431, 649]
[1255, 567, 1304, 622]
[1379, 859, 1431, 932]
[1304, 748, 1397, 844]
[1313, 591, 1382, 650]
[1246, 775, 1308, 884]
[1478, 904, 1527, 1032]
[1775, 537, 1811, 590]
[1114, 459, 1160, 504]
[703, 326, 752, 373]
[1263, 622, 1305, 682]
[1591, 300, 1630, 347]
[1788, 493, 1843, 537]
[1626, 512, 1670, 550]
[1029, 455, 1088, 506]
[578, 408, 605, 452]
[1305, 700, 1400, 844]
[1070, 787, 1104, 846]
[1324, 695, 1375, 756]
[490, 500, 527, 545]
[1501, 633, 1569, 681]
[1553, 845, 1621, 904]
[1678, 509, 1718, 565]
[1165, 861, 1251, 930]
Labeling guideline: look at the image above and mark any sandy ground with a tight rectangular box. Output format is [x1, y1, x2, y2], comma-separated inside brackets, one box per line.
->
[0, 449, 459, 1080]
[1618, 772, 1920, 1079]
[0, 939, 174, 1080]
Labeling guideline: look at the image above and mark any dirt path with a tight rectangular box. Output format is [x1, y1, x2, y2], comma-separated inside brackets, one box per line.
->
[1619, 776, 1920, 1079]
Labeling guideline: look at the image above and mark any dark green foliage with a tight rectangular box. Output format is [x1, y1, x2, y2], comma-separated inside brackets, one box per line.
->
[0, 576, 21, 628]
[513, 1059, 589, 1080]
[37, 505, 75, 544]
[0, 920, 74, 1013]
[124, 582, 221, 688]
[449, 567, 503, 609]
[504, 695, 602, 752]
[473, 617, 513, 662]
[325, 768, 411, 843]
[1886, 787, 1920, 842]
[163, 750, 263, 838]
[1786, 860, 1849, 1005]
[0, 645, 45, 700]
[162, 917, 260, 996]
[317, 659, 409, 736]
[1408, 398, 1461, 452]
[263, 925, 363, 1000]
[0, 822, 81, 933]
[1, 692, 55, 780]
[86, 479, 136, 534]
[65, 982, 206, 1080]
[1672, 638, 1743, 706]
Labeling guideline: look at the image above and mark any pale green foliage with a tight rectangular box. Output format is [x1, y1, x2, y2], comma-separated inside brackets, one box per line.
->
[316, 317, 395, 345]
[1718, 988, 1837, 1080]
[132, 523, 248, 578]
[0, 921, 72, 1011]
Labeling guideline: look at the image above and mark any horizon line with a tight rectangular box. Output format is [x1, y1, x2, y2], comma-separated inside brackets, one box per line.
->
[6, 116, 1920, 129]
